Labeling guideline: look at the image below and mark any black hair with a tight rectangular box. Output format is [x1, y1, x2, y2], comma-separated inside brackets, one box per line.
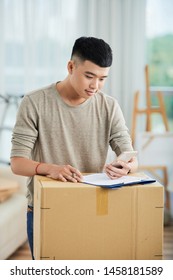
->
[71, 36, 113, 67]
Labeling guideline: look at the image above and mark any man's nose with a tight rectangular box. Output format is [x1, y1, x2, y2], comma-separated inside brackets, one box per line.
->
[90, 78, 98, 89]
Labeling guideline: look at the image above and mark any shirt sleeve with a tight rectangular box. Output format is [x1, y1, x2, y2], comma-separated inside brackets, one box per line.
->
[109, 100, 133, 156]
[10, 95, 39, 158]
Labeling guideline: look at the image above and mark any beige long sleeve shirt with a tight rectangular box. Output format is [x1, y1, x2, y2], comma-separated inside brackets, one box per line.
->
[11, 83, 133, 205]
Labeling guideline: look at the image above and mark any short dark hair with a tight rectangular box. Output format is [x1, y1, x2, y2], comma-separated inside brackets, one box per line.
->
[71, 36, 113, 67]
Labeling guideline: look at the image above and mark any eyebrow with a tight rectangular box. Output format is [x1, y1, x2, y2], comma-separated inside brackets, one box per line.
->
[84, 71, 108, 78]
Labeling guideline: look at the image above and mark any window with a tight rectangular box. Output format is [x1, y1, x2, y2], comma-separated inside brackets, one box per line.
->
[2, 0, 79, 94]
[146, 0, 173, 131]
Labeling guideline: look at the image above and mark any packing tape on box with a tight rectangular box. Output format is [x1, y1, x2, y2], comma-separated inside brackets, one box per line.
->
[96, 188, 108, 215]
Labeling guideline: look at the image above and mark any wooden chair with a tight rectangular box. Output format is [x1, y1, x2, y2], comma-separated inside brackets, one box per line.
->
[131, 65, 169, 144]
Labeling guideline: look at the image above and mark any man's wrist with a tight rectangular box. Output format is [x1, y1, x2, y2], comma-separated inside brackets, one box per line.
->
[35, 162, 43, 175]
[35, 162, 50, 175]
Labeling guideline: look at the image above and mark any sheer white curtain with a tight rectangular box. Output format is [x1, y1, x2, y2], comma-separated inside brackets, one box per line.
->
[0, 0, 80, 164]
[119, 0, 146, 126]
[0, 0, 79, 95]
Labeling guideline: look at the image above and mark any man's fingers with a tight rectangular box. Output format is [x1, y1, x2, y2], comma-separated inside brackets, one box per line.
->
[70, 167, 83, 181]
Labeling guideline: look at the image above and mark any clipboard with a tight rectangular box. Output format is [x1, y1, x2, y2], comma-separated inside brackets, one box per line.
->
[82, 173, 156, 189]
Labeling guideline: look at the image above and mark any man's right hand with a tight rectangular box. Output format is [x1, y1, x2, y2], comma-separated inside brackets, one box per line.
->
[45, 164, 83, 183]
[11, 157, 83, 183]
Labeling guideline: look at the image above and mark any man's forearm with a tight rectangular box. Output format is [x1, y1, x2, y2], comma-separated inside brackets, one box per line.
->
[10, 157, 83, 182]
[10, 157, 49, 177]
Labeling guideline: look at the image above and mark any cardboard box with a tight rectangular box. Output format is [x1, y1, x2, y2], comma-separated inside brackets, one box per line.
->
[34, 174, 164, 260]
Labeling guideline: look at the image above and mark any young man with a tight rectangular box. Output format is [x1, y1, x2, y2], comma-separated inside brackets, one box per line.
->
[10, 37, 138, 258]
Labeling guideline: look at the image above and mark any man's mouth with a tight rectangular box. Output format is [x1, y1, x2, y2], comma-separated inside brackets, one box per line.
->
[85, 90, 96, 96]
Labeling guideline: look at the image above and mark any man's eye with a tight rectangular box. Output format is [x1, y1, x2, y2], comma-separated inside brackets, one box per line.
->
[85, 75, 93, 79]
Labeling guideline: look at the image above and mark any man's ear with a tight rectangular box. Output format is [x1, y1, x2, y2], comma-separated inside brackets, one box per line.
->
[67, 60, 75, 74]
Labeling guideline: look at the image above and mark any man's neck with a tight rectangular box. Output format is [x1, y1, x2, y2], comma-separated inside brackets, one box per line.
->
[56, 79, 86, 106]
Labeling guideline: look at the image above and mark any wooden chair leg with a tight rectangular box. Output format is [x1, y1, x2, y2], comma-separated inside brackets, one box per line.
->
[146, 109, 152, 131]
[157, 91, 169, 131]
[162, 166, 170, 210]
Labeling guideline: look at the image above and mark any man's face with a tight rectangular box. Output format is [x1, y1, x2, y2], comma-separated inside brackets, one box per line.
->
[68, 59, 110, 99]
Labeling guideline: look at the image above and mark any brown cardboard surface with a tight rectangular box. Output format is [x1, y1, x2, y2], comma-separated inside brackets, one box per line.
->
[34, 174, 164, 260]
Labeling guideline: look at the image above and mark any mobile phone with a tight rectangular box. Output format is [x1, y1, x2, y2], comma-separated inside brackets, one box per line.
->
[112, 151, 138, 167]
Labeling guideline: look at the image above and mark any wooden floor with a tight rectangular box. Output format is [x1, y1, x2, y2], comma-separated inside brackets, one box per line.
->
[7, 222, 173, 260]
[8, 241, 32, 260]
